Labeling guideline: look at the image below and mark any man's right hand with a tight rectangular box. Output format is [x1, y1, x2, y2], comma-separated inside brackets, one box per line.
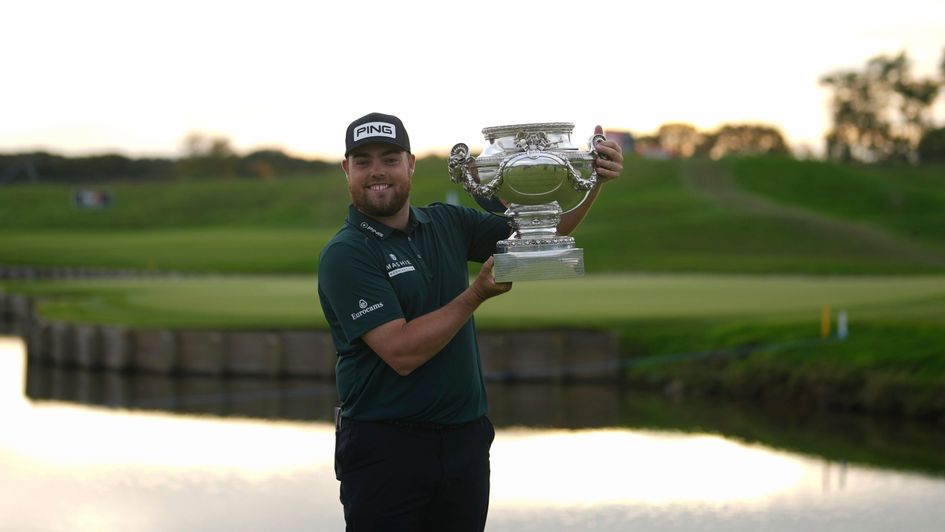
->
[470, 256, 513, 303]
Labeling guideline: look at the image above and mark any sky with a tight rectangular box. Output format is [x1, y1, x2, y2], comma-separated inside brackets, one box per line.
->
[1, 0, 943, 160]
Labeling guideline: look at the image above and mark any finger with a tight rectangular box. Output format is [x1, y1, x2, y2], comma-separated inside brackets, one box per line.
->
[594, 168, 619, 179]
[601, 139, 623, 155]
[594, 124, 603, 136]
[594, 157, 622, 170]
[596, 170, 620, 181]
[482, 256, 495, 272]
[593, 159, 622, 178]
[595, 143, 623, 162]
[594, 165, 622, 178]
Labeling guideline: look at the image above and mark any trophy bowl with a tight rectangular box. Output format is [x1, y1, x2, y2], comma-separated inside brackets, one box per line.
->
[449, 122, 605, 282]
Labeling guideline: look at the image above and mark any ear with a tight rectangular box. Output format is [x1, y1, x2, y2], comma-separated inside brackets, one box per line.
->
[407, 153, 416, 176]
[341, 158, 350, 180]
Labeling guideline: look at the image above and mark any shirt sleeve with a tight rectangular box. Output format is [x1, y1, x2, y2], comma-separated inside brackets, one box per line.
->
[317, 239, 405, 344]
[466, 208, 512, 263]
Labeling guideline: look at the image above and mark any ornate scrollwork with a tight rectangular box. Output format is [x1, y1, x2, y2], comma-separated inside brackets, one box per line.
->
[567, 133, 608, 191]
[514, 131, 552, 152]
[500, 237, 575, 248]
[449, 143, 502, 198]
[448, 143, 470, 184]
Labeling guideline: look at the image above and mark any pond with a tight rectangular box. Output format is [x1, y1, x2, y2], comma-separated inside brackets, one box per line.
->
[2, 336, 944, 531]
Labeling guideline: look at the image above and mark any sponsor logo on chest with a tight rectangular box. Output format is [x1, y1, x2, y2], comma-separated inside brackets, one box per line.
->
[385, 253, 416, 278]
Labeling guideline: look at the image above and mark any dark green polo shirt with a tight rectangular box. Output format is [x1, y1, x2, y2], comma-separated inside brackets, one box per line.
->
[317, 203, 510, 424]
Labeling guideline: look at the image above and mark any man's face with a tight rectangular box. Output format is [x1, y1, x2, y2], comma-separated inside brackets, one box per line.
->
[342, 143, 415, 219]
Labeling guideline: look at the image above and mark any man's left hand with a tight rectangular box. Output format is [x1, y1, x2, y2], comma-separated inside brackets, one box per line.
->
[592, 124, 624, 184]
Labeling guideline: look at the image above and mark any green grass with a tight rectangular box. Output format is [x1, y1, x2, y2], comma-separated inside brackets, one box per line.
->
[3, 156, 945, 275]
[0, 228, 333, 273]
[0, 158, 454, 231]
[0, 172, 346, 229]
[6, 271, 944, 332]
[729, 157, 945, 247]
[0, 158, 945, 274]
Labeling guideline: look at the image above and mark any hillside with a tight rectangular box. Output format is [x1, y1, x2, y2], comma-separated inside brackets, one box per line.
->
[1, 156, 944, 275]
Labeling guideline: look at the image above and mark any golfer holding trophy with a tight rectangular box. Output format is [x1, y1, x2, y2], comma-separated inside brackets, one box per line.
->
[320, 112, 622, 531]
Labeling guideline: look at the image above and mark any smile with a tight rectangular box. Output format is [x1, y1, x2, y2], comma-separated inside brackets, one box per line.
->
[367, 184, 392, 191]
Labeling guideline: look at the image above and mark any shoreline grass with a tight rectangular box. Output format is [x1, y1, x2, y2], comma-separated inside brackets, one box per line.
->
[5, 272, 944, 329]
[5, 272, 945, 418]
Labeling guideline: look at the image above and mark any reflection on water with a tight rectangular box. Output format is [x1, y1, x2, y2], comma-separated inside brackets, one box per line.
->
[4, 336, 945, 531]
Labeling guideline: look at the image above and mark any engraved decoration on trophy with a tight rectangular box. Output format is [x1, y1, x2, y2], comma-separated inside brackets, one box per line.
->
[449, 123, 606, 282]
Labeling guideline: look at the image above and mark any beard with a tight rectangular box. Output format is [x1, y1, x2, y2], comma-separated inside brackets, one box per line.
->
[350, 180, 410, 218]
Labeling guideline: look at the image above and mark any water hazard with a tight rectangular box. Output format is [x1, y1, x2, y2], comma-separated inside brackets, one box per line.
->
[2, 336, 944, 531]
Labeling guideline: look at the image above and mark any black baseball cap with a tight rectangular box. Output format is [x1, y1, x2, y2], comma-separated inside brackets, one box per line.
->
[344, 112, 411, 157]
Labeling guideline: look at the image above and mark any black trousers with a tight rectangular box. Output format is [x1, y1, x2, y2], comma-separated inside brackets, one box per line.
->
[334, 415, 495, 532]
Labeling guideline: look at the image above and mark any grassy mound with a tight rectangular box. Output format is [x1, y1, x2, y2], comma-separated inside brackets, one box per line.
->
[2, 156, 944, 275]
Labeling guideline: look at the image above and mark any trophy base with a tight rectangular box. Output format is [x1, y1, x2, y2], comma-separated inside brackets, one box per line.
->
[493, 248, 585, 282]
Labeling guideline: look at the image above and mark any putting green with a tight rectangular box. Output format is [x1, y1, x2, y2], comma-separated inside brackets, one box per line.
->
[6, 273, 944, 329]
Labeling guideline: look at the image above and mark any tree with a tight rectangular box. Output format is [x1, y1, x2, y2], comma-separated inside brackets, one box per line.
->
[178, 132, 237, 179]
[238, 149, 334, 178]
[821, 51, 941, 163]
[656, 123, 703, 158]
[701, 124, 790, 159]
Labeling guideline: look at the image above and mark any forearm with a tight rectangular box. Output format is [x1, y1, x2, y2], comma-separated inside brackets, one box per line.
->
[558, 183, 602, 236]
[365, 287, 485, 376]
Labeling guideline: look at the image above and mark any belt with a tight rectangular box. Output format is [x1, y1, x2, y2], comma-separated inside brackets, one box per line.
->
[377, 417, 481, 432]
[334, 406, 482, 432]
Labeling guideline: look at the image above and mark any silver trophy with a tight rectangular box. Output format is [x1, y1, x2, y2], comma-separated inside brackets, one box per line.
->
[449, 122, 605, 282]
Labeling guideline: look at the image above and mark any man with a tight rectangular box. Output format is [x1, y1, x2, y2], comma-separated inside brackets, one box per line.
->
[318, 112, 623, 531]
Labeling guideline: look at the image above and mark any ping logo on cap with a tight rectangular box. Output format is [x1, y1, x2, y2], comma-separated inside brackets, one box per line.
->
[354, 122, 396, 142]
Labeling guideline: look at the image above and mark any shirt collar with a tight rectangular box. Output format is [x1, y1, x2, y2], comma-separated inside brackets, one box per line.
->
[346, 204, 431, 239]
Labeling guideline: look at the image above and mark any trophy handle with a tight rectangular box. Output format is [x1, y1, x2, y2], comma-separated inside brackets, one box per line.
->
[570, 133, 607, 191]
[566, 133, 607, 191]
[449, 143, 503, 198]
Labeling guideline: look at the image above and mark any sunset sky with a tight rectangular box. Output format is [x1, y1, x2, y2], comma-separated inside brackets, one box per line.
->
[2, 0, 943, 160]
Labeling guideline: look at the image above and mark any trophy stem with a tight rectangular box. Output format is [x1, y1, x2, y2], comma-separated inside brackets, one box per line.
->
[494, 201, 585, 282]
[498, 202, 575, 253]
[506, 203, 560, 240]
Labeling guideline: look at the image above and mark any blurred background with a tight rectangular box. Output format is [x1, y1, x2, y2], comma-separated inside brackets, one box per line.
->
[2, 1, 945, 531]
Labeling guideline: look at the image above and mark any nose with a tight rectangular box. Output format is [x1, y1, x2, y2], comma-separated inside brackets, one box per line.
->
[367, 160, 386, 178]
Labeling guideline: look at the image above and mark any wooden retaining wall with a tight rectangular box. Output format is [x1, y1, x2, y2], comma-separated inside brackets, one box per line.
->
[1, 290, 620, 382]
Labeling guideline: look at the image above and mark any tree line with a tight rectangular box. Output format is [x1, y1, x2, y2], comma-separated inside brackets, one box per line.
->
[631, 123, 791, 160]
[3, 46, 943, 185]
[0, 134, 333, 184]
[621, 47, 945, 165]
